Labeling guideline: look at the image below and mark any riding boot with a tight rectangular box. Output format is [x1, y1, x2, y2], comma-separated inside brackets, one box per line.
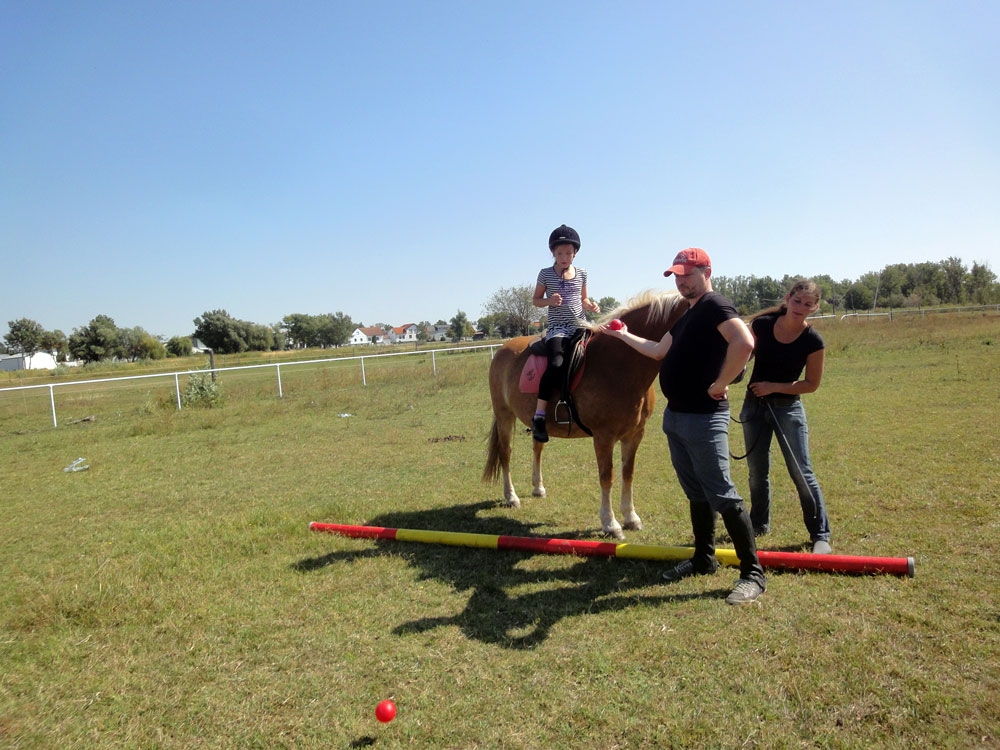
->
[721, 502, 766, 587]
[689, 501, 718, 574]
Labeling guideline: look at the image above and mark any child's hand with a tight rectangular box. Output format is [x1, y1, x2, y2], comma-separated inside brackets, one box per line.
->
[548, 293, 563, 307]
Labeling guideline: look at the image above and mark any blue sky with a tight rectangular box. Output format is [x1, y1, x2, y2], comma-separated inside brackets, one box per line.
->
[3, 1, 998, 339]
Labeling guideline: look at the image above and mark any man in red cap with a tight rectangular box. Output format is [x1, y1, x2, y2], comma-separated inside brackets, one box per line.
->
[602, 248, 766, 604]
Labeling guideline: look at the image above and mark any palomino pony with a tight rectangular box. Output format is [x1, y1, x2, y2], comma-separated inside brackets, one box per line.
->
[483, 290, 689, 539]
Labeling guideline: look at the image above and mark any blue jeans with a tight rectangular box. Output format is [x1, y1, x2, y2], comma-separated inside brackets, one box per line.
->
[662, 407, 744, 515]
[740, 394, 831, 542]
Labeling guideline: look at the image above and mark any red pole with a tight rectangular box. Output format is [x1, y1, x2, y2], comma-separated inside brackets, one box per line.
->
[756, 550, 914, 577]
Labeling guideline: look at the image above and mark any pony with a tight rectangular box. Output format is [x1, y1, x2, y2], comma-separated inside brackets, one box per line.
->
[483, 290, 689, 539]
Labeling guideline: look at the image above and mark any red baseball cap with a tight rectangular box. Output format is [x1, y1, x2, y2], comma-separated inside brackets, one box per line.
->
[663, 247, 711, 277]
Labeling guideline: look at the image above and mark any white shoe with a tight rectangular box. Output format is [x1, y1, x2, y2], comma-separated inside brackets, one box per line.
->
[726, 579, 765, 605]
[812, 540, 832, 554]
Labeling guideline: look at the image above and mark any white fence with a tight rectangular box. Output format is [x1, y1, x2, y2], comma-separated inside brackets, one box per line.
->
[0, 343, 501, 429]
[838, 303, 1000, 321]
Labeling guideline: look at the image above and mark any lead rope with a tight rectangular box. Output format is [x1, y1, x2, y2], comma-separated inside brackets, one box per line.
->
[729, 393, 763, 461]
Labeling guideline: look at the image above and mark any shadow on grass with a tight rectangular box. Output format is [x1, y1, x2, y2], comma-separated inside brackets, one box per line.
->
[293, 500, 726, 650]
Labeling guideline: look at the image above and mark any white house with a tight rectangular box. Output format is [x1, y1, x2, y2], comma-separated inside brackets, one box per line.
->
[0, 351, 58, 371]
[349, 326, 388, 346]
[388, 323, 419, 344]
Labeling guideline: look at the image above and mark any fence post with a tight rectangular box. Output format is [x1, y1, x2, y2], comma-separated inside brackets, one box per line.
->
[276, 363, 283, 398]
[49, 384, 58, 428]
[361, 357, 366, 386]
[432, 351, 437, 376]
[175, 373, 182, 410]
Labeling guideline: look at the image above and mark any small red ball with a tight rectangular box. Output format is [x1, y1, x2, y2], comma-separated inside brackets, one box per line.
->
[375, 699, 397, 723]
[608, 319, 624, 330]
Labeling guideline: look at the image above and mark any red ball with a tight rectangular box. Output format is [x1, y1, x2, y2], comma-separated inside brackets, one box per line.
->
[375, 699, 396, 723]
[608, 319, 624, 330]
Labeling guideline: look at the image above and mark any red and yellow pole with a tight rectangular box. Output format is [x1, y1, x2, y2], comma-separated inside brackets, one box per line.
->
[309, 523, 914, 577]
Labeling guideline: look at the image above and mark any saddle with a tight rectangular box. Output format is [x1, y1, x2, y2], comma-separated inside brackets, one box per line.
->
[519, 328, 593, 436]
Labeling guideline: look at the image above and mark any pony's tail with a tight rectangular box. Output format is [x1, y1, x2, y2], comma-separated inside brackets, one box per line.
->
[483, 417, 503, 483]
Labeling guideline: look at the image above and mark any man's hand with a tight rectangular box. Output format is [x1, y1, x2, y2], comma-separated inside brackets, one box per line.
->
[708, 381, 729, 400]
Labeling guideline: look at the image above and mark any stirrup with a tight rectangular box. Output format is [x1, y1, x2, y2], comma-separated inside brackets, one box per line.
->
[553, 400, 571, 426]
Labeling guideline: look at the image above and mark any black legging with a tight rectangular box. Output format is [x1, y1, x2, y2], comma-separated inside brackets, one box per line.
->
[538, 336, 571, 401]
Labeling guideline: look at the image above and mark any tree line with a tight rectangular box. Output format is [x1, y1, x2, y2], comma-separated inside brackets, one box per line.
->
[4, 257, 996, 364]
[713, 257, 999, 315]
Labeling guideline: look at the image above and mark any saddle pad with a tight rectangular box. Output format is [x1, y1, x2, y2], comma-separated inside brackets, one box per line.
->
[519, 355, 546, 394]
[518, 355, 586, 394]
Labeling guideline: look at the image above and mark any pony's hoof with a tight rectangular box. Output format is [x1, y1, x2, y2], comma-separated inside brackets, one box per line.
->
[503, 497, 521, 508]
[622, 518, 643, 531]
[604, 526, 626, 541]
[532, 487, 546, 498]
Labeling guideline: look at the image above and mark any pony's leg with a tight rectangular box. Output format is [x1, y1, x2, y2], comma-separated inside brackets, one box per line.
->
[593, 436, 624, 540]
[531, 440, 546, 498]
[494, 414, 521, 508]
[618, 435, 643, 531]
[502, 461, 521, 508]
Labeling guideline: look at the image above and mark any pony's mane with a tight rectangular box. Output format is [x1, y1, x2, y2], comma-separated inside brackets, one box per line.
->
[587, 289, 683, 330]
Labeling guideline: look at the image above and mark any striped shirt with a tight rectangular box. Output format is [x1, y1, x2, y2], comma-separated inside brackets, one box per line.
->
[536, 265, 588, 339]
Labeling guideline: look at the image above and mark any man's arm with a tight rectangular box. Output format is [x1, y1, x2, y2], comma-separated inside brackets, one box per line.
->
[708, 317, 754, 400]
[601, 324, 672, 361]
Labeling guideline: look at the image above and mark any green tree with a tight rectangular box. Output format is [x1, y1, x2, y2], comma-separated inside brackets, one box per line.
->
[879, 264, 908, 300]
[193, 310, 249, 354]
[449, 310, 472, 341]
[907, 262, 946, 305]
[940, 257, 968, 304]
[282, 313, 320, 349]
[40, 329, 69, 361]
[68, 315, 123, 363]
[967, 262, 999, 304]
[843, 284, 873, 311]
[270, 323, 287, 351]
[415, 320, 432, 343]
[597, 296, 620, 314]
[748, 276, 786, 312]
[482, 285, 538, 336]
[4, 318, 46, 357]
[316, 312, 354, 347]
[120, 326, 167, 361]
[711, 275, 755, 314]
[166, 336, 193, 357]
[242, 322, 276, 352]
[476, 314, 499, 338]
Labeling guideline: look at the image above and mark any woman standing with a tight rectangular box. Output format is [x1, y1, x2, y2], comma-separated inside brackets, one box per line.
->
[741, 279, 833, 553]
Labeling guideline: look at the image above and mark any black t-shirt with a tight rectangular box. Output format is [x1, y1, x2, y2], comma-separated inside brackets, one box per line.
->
[659, 292, 739, 414]
[748, 314, 824, 396]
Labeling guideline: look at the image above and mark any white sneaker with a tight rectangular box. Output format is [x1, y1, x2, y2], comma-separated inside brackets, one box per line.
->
[726, 579, 764, 605]
[812, 541, 832, 554]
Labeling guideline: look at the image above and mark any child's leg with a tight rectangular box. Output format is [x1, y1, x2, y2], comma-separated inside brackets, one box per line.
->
[535, 336, 566, 417]
[532, 336, 566, 442]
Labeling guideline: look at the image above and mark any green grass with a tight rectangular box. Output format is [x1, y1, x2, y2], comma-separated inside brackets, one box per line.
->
[2, 315, 999, 748]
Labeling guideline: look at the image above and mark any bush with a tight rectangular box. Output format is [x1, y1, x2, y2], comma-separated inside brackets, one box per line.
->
[181, 371, 223, 408]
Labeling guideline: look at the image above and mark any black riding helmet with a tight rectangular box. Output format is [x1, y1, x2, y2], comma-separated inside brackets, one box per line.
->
[548, 224, 581, 250]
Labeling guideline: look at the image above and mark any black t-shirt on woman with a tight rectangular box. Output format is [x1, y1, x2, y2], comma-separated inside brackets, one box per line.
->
[747, 314, 824, 399]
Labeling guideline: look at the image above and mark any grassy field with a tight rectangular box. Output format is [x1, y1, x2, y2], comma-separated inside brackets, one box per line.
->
[2, 313, 998, 748]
